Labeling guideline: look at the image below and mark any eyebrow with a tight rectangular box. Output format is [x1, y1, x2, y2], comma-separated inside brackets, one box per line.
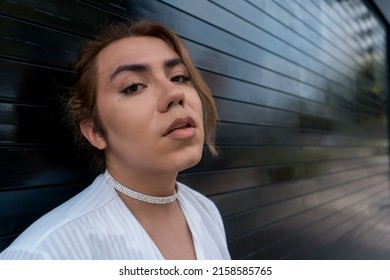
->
[109, 57, 185, 82]
[164, 57, 183, 69]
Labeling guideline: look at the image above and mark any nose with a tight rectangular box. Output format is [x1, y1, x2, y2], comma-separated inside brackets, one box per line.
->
[157, 80, 185, 112]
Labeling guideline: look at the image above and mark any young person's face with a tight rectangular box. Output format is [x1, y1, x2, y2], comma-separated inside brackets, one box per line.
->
[81, 36, 204, 175]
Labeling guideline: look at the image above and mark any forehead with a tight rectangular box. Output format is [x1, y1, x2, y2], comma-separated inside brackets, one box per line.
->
[95, 36, 180, 76]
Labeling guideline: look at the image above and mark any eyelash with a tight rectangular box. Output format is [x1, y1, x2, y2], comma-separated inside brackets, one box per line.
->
[120, 82, 145, 95]
[170, 75, 191, 83]
[120, 75, 191, 95]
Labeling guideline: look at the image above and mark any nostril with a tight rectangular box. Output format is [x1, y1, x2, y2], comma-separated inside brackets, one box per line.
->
[161, 89, 185, 112]
[167, 99, 184, 110]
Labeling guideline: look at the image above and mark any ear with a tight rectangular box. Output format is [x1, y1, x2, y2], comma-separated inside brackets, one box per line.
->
[80, 120, 107, 150]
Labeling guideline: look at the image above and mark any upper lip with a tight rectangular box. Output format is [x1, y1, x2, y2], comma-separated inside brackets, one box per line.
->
[163, 116, 196, 136]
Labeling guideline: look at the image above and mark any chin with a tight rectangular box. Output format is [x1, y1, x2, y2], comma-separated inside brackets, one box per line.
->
[182, 155, 202, 171]
[175, 146, 203, 172]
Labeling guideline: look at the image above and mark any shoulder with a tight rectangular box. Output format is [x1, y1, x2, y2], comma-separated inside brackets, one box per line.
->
[177, 182, 223, 224]
[178, 182, 216, 208]
[176, 182, 231, 259]
[0, 174, 119, 259]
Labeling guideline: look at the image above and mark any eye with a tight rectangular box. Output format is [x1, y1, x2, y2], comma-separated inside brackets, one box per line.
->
[170, 75, 191, 83]
[120, 82, 147, 95]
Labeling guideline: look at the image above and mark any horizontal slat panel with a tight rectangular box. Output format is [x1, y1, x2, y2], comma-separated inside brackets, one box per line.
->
[216, 121, 388, 146]
[0, 0, 118, 36]
[209, 164, 389, 216]
[80, 0, 129, 15]
[280, 186, 390, 259]
[312, 203, 390, 259]
[228, 180, 388, 259]
[0, 58, 71, 104]
[0, 147, 94, 189]
[0, 15, 79, 67]
[192, 146, 387, 172]
[180, 155, 388, 196]
[214, 0, 358, 83]
[0, 183, 87, 236]
[224, 173, 388, 240]
[161, 0, 355, 81]
[0, 102, 70, 145]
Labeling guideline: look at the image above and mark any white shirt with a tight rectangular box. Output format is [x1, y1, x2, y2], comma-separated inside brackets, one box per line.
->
[0, 174, 230, 259]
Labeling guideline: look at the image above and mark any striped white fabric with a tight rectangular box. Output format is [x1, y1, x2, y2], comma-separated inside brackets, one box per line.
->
[0, 174, 231, 260]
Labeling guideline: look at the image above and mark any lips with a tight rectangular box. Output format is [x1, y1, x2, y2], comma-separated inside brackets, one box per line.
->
[163, 116, 196, 138]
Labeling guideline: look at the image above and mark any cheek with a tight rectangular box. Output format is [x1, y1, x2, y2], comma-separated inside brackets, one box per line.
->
[197, 98, 205, 132]
[108, 111, 148, 141]
[192, 93, 204, 117]
[96, 97, 145, 140]
[194, 98, 205, 142]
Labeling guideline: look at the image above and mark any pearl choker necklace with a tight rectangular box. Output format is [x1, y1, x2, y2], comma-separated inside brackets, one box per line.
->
[104, 170, 178, 204]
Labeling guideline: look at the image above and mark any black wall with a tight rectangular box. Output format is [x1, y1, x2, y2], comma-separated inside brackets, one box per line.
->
[1, 0, 390, 259]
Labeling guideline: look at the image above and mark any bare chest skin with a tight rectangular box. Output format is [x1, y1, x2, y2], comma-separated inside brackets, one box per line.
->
[122, 198, 196, 260]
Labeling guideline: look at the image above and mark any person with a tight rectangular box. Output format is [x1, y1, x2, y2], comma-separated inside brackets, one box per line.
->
[0, 20, 230, 260]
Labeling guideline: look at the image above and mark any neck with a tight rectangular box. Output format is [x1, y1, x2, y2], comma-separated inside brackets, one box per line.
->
[106, 165, 178, 197]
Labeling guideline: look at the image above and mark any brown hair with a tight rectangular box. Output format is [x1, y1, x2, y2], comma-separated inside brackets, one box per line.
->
[67, 20, 218, 169]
